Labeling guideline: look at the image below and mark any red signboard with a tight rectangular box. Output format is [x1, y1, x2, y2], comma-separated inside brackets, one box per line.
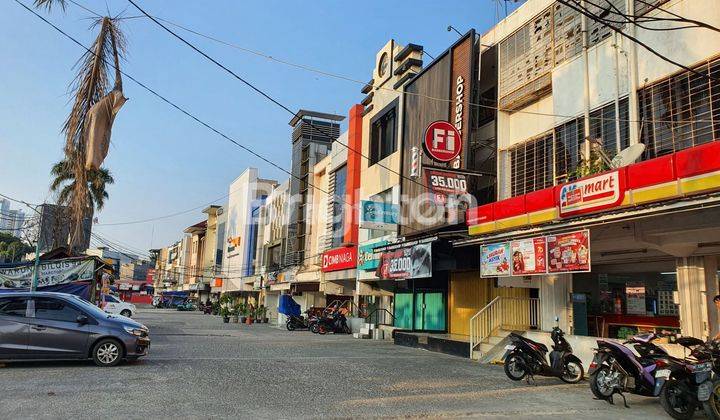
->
[423, 121, 462, 162]
[146, 268, 155, 284]
[547, 230, 590, 273]
[321, 246, 357, 272]
[424, 168, 468, 204]
[510, 237, 547, 275]
[557, 170, 626, 217]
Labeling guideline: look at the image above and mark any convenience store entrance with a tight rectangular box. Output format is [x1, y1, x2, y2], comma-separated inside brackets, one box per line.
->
[573, 259, 680, 339]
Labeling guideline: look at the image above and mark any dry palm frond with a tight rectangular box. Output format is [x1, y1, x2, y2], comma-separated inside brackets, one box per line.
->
[60, 16, 125, 252]
[33, 0, 66, 11]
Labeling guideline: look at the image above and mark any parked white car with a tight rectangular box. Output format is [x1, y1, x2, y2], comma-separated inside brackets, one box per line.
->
[102, 294, 136, 318]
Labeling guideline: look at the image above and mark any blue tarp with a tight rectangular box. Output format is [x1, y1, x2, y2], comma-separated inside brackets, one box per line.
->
[278, 294, 301, 317]
[0, 281, 91, 300]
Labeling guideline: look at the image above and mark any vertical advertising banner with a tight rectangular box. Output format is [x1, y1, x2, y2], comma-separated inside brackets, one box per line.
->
[480, 243, 511, 277]
[547, 230, 591, 273]
[510, 237, 547, 275]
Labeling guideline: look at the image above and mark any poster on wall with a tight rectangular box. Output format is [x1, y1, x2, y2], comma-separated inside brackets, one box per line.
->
[376, 242, 432, 280]
[480, 243, 511, 277]
[547, 230, 591, 273]
[626, 284, 646, 315]
[424, 168, 468, 204]
[510, 237, 547, 275]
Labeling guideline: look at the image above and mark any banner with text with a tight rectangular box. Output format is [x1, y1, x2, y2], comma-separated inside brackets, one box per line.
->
[0, 259, 95, 289]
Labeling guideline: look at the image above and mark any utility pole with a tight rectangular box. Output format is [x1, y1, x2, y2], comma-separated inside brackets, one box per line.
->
[30, 204, 43, 291]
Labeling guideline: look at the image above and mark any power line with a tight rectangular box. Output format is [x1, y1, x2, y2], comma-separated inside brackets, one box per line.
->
[14, 0, 372, 234]
[558, 0, 720, 83]
[114, 0, 719, 125]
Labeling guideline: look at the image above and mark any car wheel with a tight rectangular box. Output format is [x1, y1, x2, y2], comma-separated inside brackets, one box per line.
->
[92, 338, 123, 367]
[120, 309, 132, 317]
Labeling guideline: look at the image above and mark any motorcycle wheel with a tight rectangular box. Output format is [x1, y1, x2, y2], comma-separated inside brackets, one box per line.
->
[560, 360, 584, 384]
[503, 354, 526, 381]
[589, 366, 617, 400]
[343, 325, 351, 334]
[660, 379, 696, 420]
[703, 380, 720, 420]
[286, 321, 295, 331]
[310, 323, 320, 334]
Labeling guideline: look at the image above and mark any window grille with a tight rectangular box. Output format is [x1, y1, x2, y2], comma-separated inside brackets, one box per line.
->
[639, 59, 720, 159]
[554, 117, 584, 184]
[589, 97, 630, 157]
[509, 132, 554, 196]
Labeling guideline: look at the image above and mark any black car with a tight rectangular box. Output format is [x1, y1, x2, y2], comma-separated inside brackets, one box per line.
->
[0, 291, 150, 367]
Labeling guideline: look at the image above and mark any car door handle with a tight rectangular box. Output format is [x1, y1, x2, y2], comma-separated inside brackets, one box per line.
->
[31, 325, 46, 331]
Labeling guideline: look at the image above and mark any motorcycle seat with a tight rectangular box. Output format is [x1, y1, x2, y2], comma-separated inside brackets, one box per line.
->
[513, 334, 548, 352]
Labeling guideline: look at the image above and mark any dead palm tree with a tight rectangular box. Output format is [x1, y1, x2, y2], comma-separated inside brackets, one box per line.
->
[38, 3, 127, 252]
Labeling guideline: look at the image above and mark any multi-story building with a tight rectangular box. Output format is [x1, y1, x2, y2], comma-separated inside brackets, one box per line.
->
[86, 247, 140, 280]
[258, 179, 290, 323]
[285, 110, 344, 266]
[458, 0, 720, 363]
[0, 207, 25, 239]
[356, 40, 423, 324]
[221, 168, 276, 298]
[183, 219, 208, 300]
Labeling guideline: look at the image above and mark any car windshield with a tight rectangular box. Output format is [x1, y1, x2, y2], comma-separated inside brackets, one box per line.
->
[69, 295, 110, 318]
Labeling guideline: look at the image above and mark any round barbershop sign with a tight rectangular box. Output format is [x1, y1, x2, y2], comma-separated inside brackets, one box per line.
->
[423, 121, 462, 162]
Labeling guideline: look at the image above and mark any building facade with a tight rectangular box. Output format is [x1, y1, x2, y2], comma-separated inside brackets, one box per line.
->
[459, 0, 720, 362]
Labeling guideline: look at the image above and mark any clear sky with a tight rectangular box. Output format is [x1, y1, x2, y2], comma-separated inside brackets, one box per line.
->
[0, 0, 519, 254]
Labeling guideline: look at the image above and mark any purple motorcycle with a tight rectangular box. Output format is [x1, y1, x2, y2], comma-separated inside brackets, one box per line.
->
[588, 332, 671, 406]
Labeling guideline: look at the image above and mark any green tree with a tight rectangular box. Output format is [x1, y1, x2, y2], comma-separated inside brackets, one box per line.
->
[50, 159, 115, 212]
[0, 233, 33, 263]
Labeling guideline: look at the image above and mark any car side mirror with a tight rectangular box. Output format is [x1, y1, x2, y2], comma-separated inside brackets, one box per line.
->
[77, 315, 89, 325]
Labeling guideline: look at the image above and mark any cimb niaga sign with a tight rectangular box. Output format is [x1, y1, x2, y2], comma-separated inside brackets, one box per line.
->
[558, 170, 626, 217]
[321, 246, 357, 272]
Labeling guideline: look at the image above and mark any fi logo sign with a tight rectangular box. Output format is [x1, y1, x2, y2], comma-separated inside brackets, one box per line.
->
[423, 121, 462, 162]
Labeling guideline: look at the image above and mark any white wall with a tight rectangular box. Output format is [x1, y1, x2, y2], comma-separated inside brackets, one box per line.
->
[552, 37, 630, 121]
[635, 0, 720, 85]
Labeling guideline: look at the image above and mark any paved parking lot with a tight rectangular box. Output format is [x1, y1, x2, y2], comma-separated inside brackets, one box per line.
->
[1, 309, 674, 419]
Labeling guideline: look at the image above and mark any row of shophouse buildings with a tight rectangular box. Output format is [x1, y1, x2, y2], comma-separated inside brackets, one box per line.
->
[152, 0, 720, 361]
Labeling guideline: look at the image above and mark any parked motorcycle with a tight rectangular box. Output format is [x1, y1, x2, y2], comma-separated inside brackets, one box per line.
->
[286, 314, 309, 331]
[312, 311, 351, 335]
[653, 336, 713, 419]
[502, 326, 584, 383]
[588, 332, 670, 406]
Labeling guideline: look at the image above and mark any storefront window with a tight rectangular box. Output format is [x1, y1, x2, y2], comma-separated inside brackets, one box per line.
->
[573, 270, 679, 339]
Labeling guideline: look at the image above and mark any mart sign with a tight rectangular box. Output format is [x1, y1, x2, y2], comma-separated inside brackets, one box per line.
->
[558, 170, 625, 217]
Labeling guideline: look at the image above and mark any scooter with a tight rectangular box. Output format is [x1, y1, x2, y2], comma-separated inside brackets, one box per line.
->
[502, 325, 584, 384]
[653, 336, 713, 420]
[588, 332, 670, 406]
[286, 313, 309, 331]
[313, 311, 351, 335]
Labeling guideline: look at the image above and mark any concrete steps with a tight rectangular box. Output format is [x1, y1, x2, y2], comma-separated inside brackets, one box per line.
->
[471, 329, 513, 362]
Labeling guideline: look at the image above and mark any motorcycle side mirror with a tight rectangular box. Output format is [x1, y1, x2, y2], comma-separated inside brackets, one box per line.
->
[554, 315, 559, 324]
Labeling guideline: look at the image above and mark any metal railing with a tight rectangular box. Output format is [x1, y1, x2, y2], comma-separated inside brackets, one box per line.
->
[469, 297, 540, 358]
[365, 308, 395, 326]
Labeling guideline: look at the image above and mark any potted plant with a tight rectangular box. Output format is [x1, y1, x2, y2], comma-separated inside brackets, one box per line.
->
[238, 302, 247, 324]
[220, 306, 230, 323]
[211, 301, 220, 316]
[257, 305, 268, 323]
[245, 306, 254, 325]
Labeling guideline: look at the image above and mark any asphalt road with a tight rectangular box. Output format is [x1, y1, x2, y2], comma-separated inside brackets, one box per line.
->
[0, 309, 679, 419]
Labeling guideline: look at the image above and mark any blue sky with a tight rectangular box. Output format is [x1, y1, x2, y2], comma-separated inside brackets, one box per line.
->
[0, 0, 518, 253]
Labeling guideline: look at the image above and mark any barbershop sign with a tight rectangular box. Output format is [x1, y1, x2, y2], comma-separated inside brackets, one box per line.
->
[558, 170, 625, 218]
